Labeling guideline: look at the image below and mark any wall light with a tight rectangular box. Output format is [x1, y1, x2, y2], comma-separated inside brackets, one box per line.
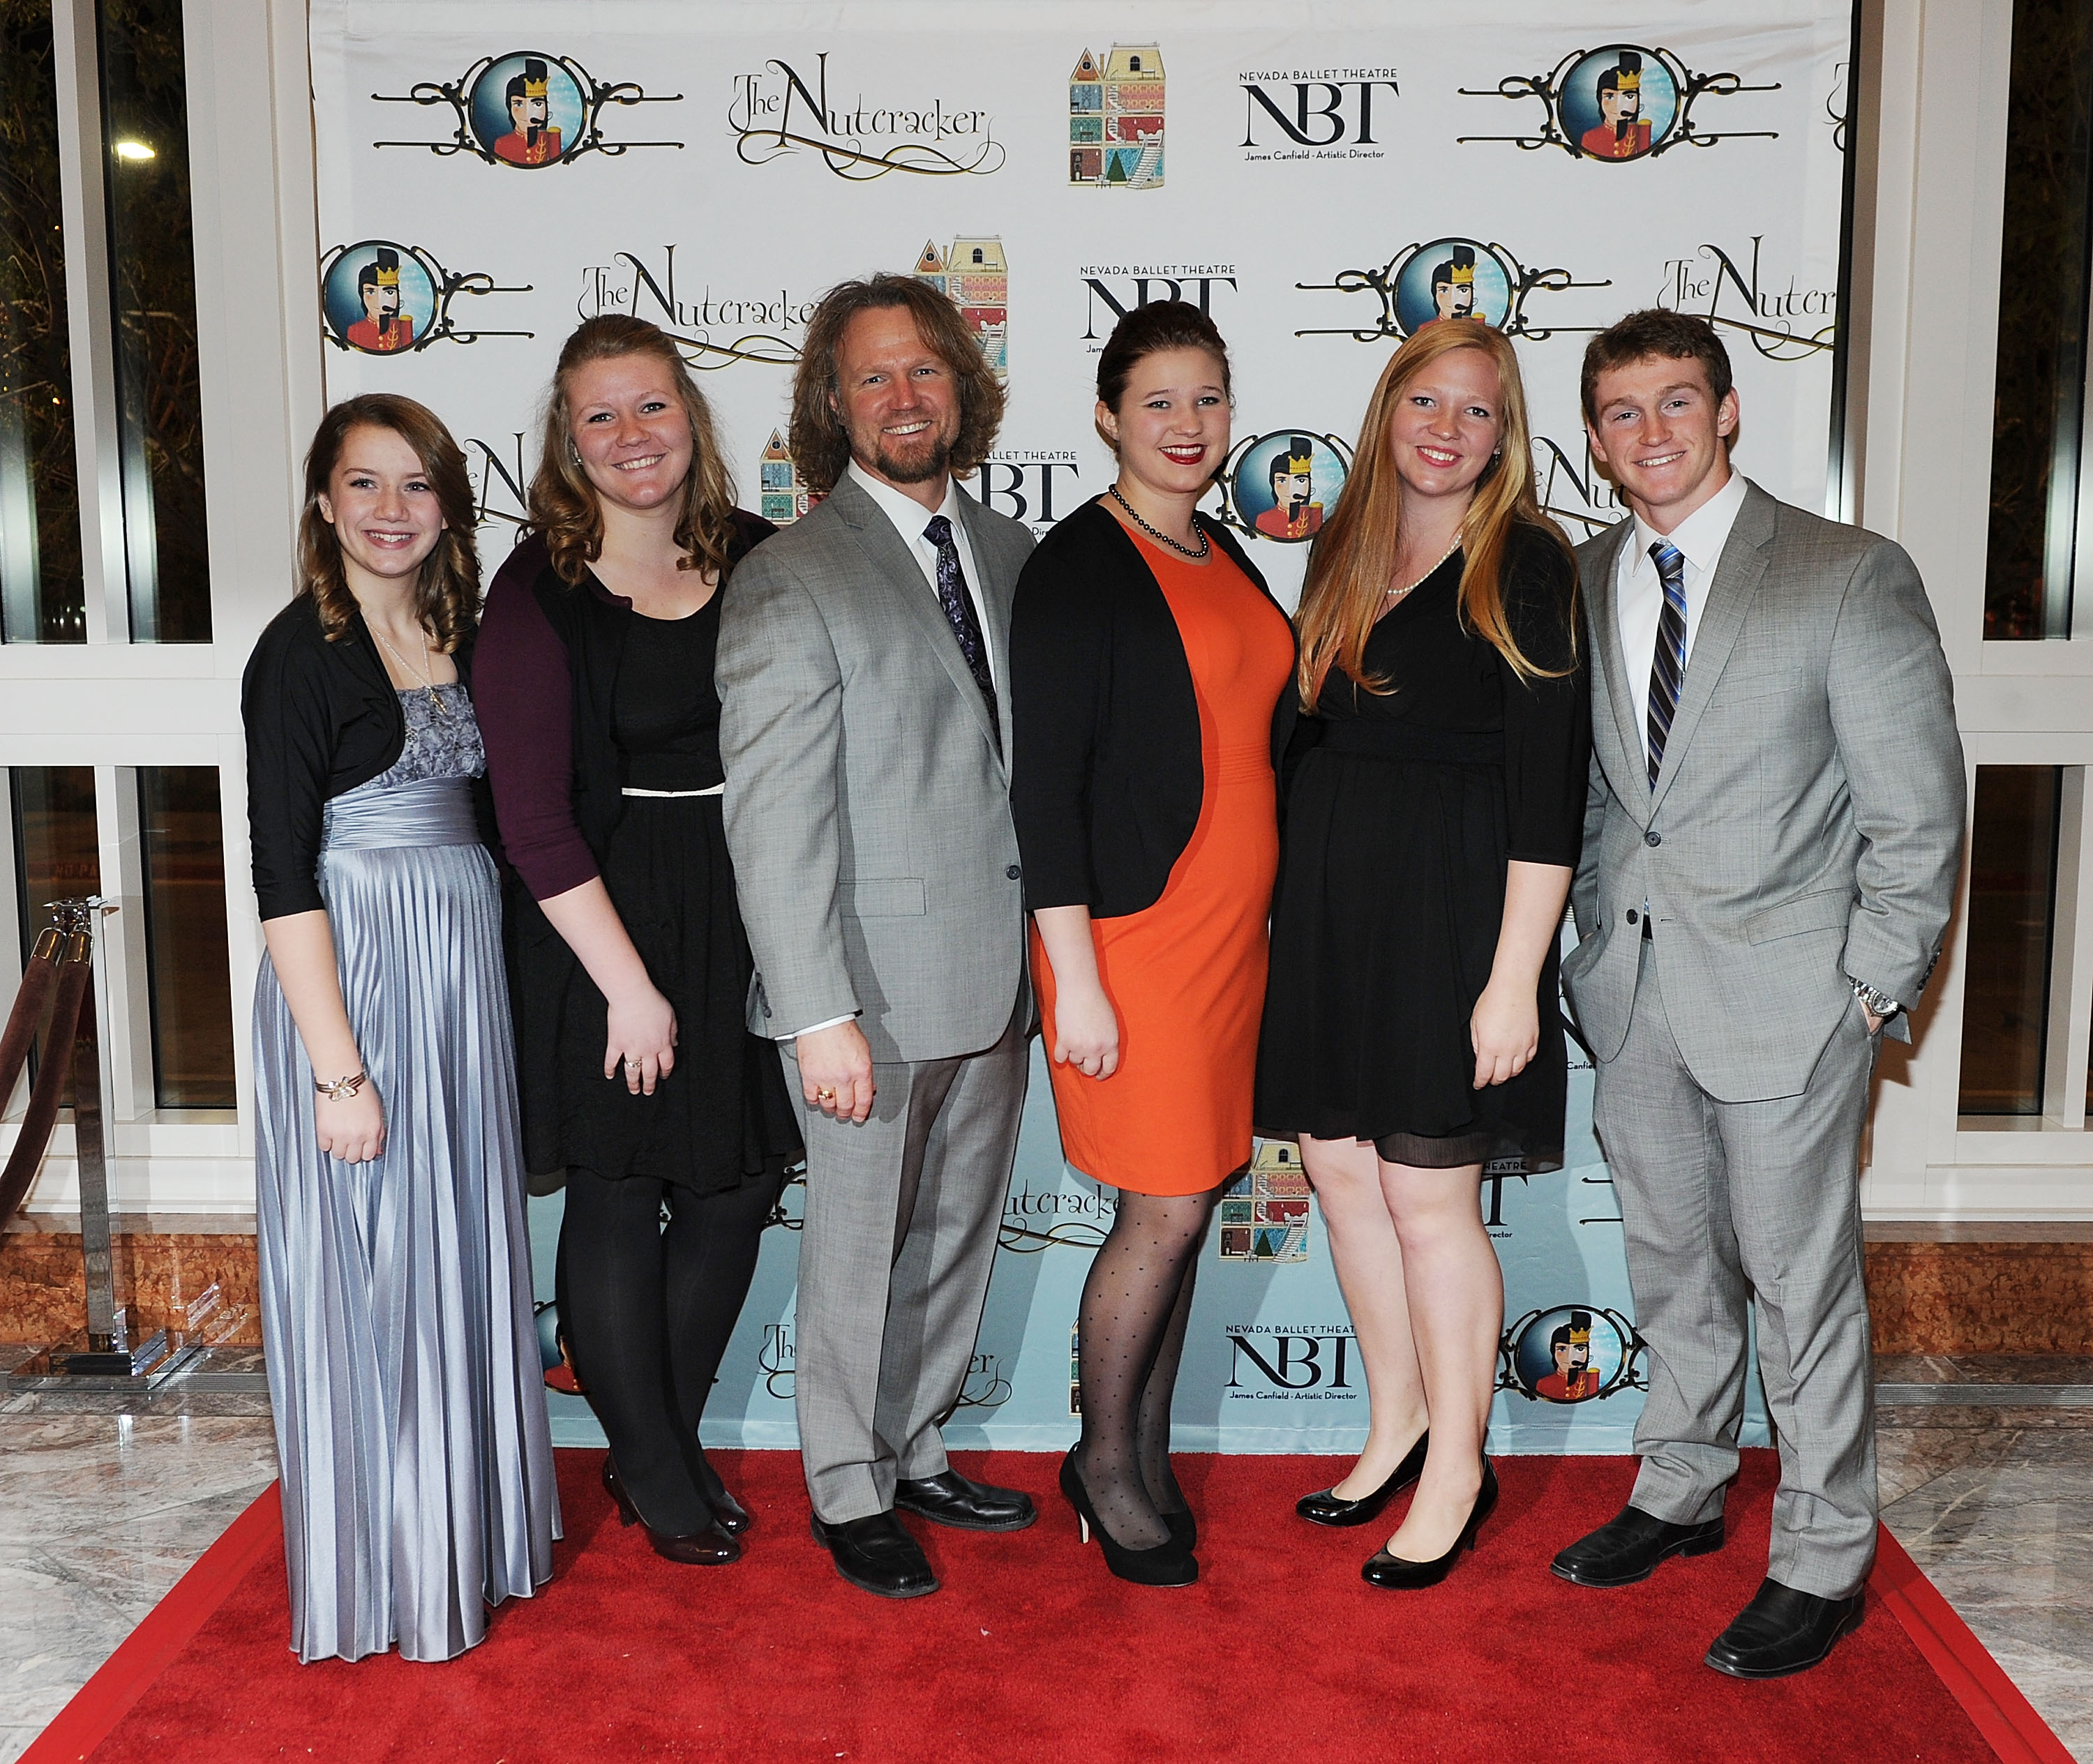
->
[112, 140, 155, 160]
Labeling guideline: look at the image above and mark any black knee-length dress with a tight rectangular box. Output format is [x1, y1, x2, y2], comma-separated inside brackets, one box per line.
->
[1256, 525, 1589, 1171]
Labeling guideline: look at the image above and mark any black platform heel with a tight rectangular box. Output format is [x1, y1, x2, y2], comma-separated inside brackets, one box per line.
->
[1361, 1458, 1498, 1590]
[1296, 1429, 1430, 1528]
[1059, 1449, 1197, 1588]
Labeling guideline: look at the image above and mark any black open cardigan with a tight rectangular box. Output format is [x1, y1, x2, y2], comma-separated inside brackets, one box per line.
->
[241, 595, 487, 921]
[1008, 499, 1299, 920]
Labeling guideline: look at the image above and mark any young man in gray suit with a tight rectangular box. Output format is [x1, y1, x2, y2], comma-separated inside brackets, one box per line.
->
[717, 275, 1037, 1599]
[1552, 311, 1964, 1676]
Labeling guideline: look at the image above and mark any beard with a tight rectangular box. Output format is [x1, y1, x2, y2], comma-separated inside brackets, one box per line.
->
[871, 430, 952, 485]
[377, 306, 396, 336]
[1615, 106, 1639, 144]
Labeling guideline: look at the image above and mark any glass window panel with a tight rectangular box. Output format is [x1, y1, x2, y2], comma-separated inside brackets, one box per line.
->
[98, 0, 209, 642]
[0, 0, 85, 644]
[1982, 0, 2093, 640]
[9, 766, 100, 1107]
[136, 766, 233, 1108]
[1958, 766, 2062, 1113]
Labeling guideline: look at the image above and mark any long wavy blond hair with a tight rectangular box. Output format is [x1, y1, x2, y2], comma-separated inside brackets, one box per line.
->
[1296, 322, 1574, 705]
[296, 393, 479, 651]
[530, 315, 740, 587]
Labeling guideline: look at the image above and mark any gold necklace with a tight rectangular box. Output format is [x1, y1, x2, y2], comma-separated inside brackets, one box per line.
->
[373, 622, 450, 720]
[1384, 535, 1464, 605]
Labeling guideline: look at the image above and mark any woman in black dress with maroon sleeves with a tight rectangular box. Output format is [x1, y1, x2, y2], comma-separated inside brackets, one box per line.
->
[1258, 322, 1589, 1589]
[475, 316, 800, 1566]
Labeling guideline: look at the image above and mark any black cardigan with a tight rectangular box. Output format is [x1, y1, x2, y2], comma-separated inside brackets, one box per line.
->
[241, 596, 484, 921]
[1009, 500, 1298, 919]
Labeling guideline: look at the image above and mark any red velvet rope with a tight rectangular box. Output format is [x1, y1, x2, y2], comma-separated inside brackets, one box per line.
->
[0, 932, 91, 1230]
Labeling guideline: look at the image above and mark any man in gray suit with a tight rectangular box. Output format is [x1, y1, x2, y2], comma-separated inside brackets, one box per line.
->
[717, 274, 1037, 1599]
[1552, 310, 1963, 1676]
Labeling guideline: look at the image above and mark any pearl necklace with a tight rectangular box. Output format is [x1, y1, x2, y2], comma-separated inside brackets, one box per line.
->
[1385, 535, 1464, 605]
[1109, 483, 1210, 561]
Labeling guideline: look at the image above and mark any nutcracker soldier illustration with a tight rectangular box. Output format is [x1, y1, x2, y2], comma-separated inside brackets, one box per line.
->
[494, 57, 562, 165]
[1535, 1311, 1602, 1402]
[1580, 52, 1653, 160]
[1254, 438, 1325, 538]
[1430, 246, 1482, 323]
[344, 248, 414, 353]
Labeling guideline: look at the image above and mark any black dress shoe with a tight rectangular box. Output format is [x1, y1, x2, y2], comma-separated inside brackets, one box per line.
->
[1362, 1458, 1497, 1590]
[696, 1458, 753, 1535]
[811, 1511, 940, 1599]
[601, 1455, 741, 1565]
[1058, 1450, 1197, 1588]
[1550, 1504, 1725, 1588]
[1297, 1430, 1430, 1528]
[893, 1469, 1037, 1532]
[1705, 1578, 1865, 1679]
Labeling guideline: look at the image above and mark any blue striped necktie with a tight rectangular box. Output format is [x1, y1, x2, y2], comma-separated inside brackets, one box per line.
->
[1646, 540, 1688, 790]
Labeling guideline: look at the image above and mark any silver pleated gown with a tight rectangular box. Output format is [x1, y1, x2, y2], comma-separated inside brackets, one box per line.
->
[254, 684, 560, 1664]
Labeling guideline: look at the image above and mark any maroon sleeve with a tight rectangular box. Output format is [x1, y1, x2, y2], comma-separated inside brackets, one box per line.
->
[474, 543, 601, 901]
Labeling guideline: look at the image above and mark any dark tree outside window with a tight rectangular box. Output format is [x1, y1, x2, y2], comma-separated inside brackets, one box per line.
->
[1983, 0, 2093, 639]
[99, 0, 211, 642]
[0, 0, 86, 644]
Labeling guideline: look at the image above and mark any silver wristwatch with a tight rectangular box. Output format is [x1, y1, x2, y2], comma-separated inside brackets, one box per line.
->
[1850, 978, 1901, 1022]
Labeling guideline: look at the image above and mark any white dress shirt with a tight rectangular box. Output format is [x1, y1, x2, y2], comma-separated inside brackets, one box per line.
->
[782, 465, 998, 1045]
[1614, 469, 1749, 767]
[846, 461, 998, 694]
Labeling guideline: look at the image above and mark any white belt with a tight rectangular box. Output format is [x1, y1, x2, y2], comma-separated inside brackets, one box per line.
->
[621, 784, 725, 798]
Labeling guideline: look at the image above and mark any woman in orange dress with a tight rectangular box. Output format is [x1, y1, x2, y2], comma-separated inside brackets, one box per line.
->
[1010, 301, 1296, 1585]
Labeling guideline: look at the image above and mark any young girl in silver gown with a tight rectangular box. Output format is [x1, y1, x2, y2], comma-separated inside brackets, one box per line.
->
[243, 393, 560, 1662]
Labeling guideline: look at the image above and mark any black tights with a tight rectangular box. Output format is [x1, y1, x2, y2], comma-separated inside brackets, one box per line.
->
[1074, 1189, 1217, 1551]
[556, 1167, 778, 1535]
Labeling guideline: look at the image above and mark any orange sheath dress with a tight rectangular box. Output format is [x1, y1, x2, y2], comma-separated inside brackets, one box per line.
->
[1030, 535, 1295, 1196]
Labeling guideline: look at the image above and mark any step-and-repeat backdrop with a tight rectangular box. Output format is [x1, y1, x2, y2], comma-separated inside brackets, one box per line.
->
[311, 0, 1851, 1453]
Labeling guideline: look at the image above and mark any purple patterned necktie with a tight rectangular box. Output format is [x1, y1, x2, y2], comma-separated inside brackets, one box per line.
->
[923, 513, 1000, 751]
[1646, 540, 1688, 790]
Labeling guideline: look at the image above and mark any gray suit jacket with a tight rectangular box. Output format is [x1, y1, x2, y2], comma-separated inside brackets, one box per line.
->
[1562, 478, 1964, 1103]
[717, 474, 1035, 1064]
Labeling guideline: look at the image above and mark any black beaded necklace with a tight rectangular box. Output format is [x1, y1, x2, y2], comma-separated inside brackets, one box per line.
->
[1109, 483, 1210, 561]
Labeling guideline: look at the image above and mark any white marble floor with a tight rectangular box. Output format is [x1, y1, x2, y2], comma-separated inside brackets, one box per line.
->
[0, 1350, 2086, 1762]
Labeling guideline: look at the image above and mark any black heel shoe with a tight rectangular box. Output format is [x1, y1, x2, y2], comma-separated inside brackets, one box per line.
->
[1162, 1508, 1196, 1552]
[1361, 1458, 1497, 1590]
[696, 1456, 753, 1536]
[602, 1454, 742, 1566]
[1058, 1449, 1196, 1588]
[1296, 1429, 1430, 1528]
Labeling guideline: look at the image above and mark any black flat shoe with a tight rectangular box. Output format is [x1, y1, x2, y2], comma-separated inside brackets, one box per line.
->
[1705, 1578, 1865, 1679]
[1550, 1504, 1726, 1588]
[894, 1468, 1037, 1532]
[601, 1455, 741, 1565]
[1361, 1459, 1497, 1590]
[810, 1510, 939, 1599]
[1059, 1449, 1196, 1588]
[1297, 1429, 1430, 1528]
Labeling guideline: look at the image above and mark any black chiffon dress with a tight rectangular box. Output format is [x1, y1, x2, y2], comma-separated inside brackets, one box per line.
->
[1255, 525, 1589, 1172]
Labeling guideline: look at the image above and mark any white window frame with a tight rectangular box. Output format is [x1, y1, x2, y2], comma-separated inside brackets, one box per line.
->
[0, 0, 320, 1219]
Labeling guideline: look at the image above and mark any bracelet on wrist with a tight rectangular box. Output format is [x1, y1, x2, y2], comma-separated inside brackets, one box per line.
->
[315, 1069, 368, 1101]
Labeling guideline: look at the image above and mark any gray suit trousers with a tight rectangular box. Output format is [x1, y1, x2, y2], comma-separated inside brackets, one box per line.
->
[1596, 939, 1879, 1598]
[786, 991, 1028, 1523]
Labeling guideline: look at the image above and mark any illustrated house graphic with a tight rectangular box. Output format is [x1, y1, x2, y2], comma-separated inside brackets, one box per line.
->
[914, 236, 1008, 379]
[758, 428, 822, 526]
[1070, 45, 1164, 188]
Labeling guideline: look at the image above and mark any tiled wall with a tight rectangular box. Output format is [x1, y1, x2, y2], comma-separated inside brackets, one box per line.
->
[0, 1230, 261, 1346]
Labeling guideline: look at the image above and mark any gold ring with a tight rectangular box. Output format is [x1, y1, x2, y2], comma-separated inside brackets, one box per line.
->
[815, 1086, 837, 1102]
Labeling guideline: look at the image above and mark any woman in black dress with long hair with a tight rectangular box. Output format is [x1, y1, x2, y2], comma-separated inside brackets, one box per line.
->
[476, 315, 802, 1565]
[1258, 322, 1588, 1589]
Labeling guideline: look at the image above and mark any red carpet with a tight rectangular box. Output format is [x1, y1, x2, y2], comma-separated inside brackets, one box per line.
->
[26, 1449, 2072, 1764]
